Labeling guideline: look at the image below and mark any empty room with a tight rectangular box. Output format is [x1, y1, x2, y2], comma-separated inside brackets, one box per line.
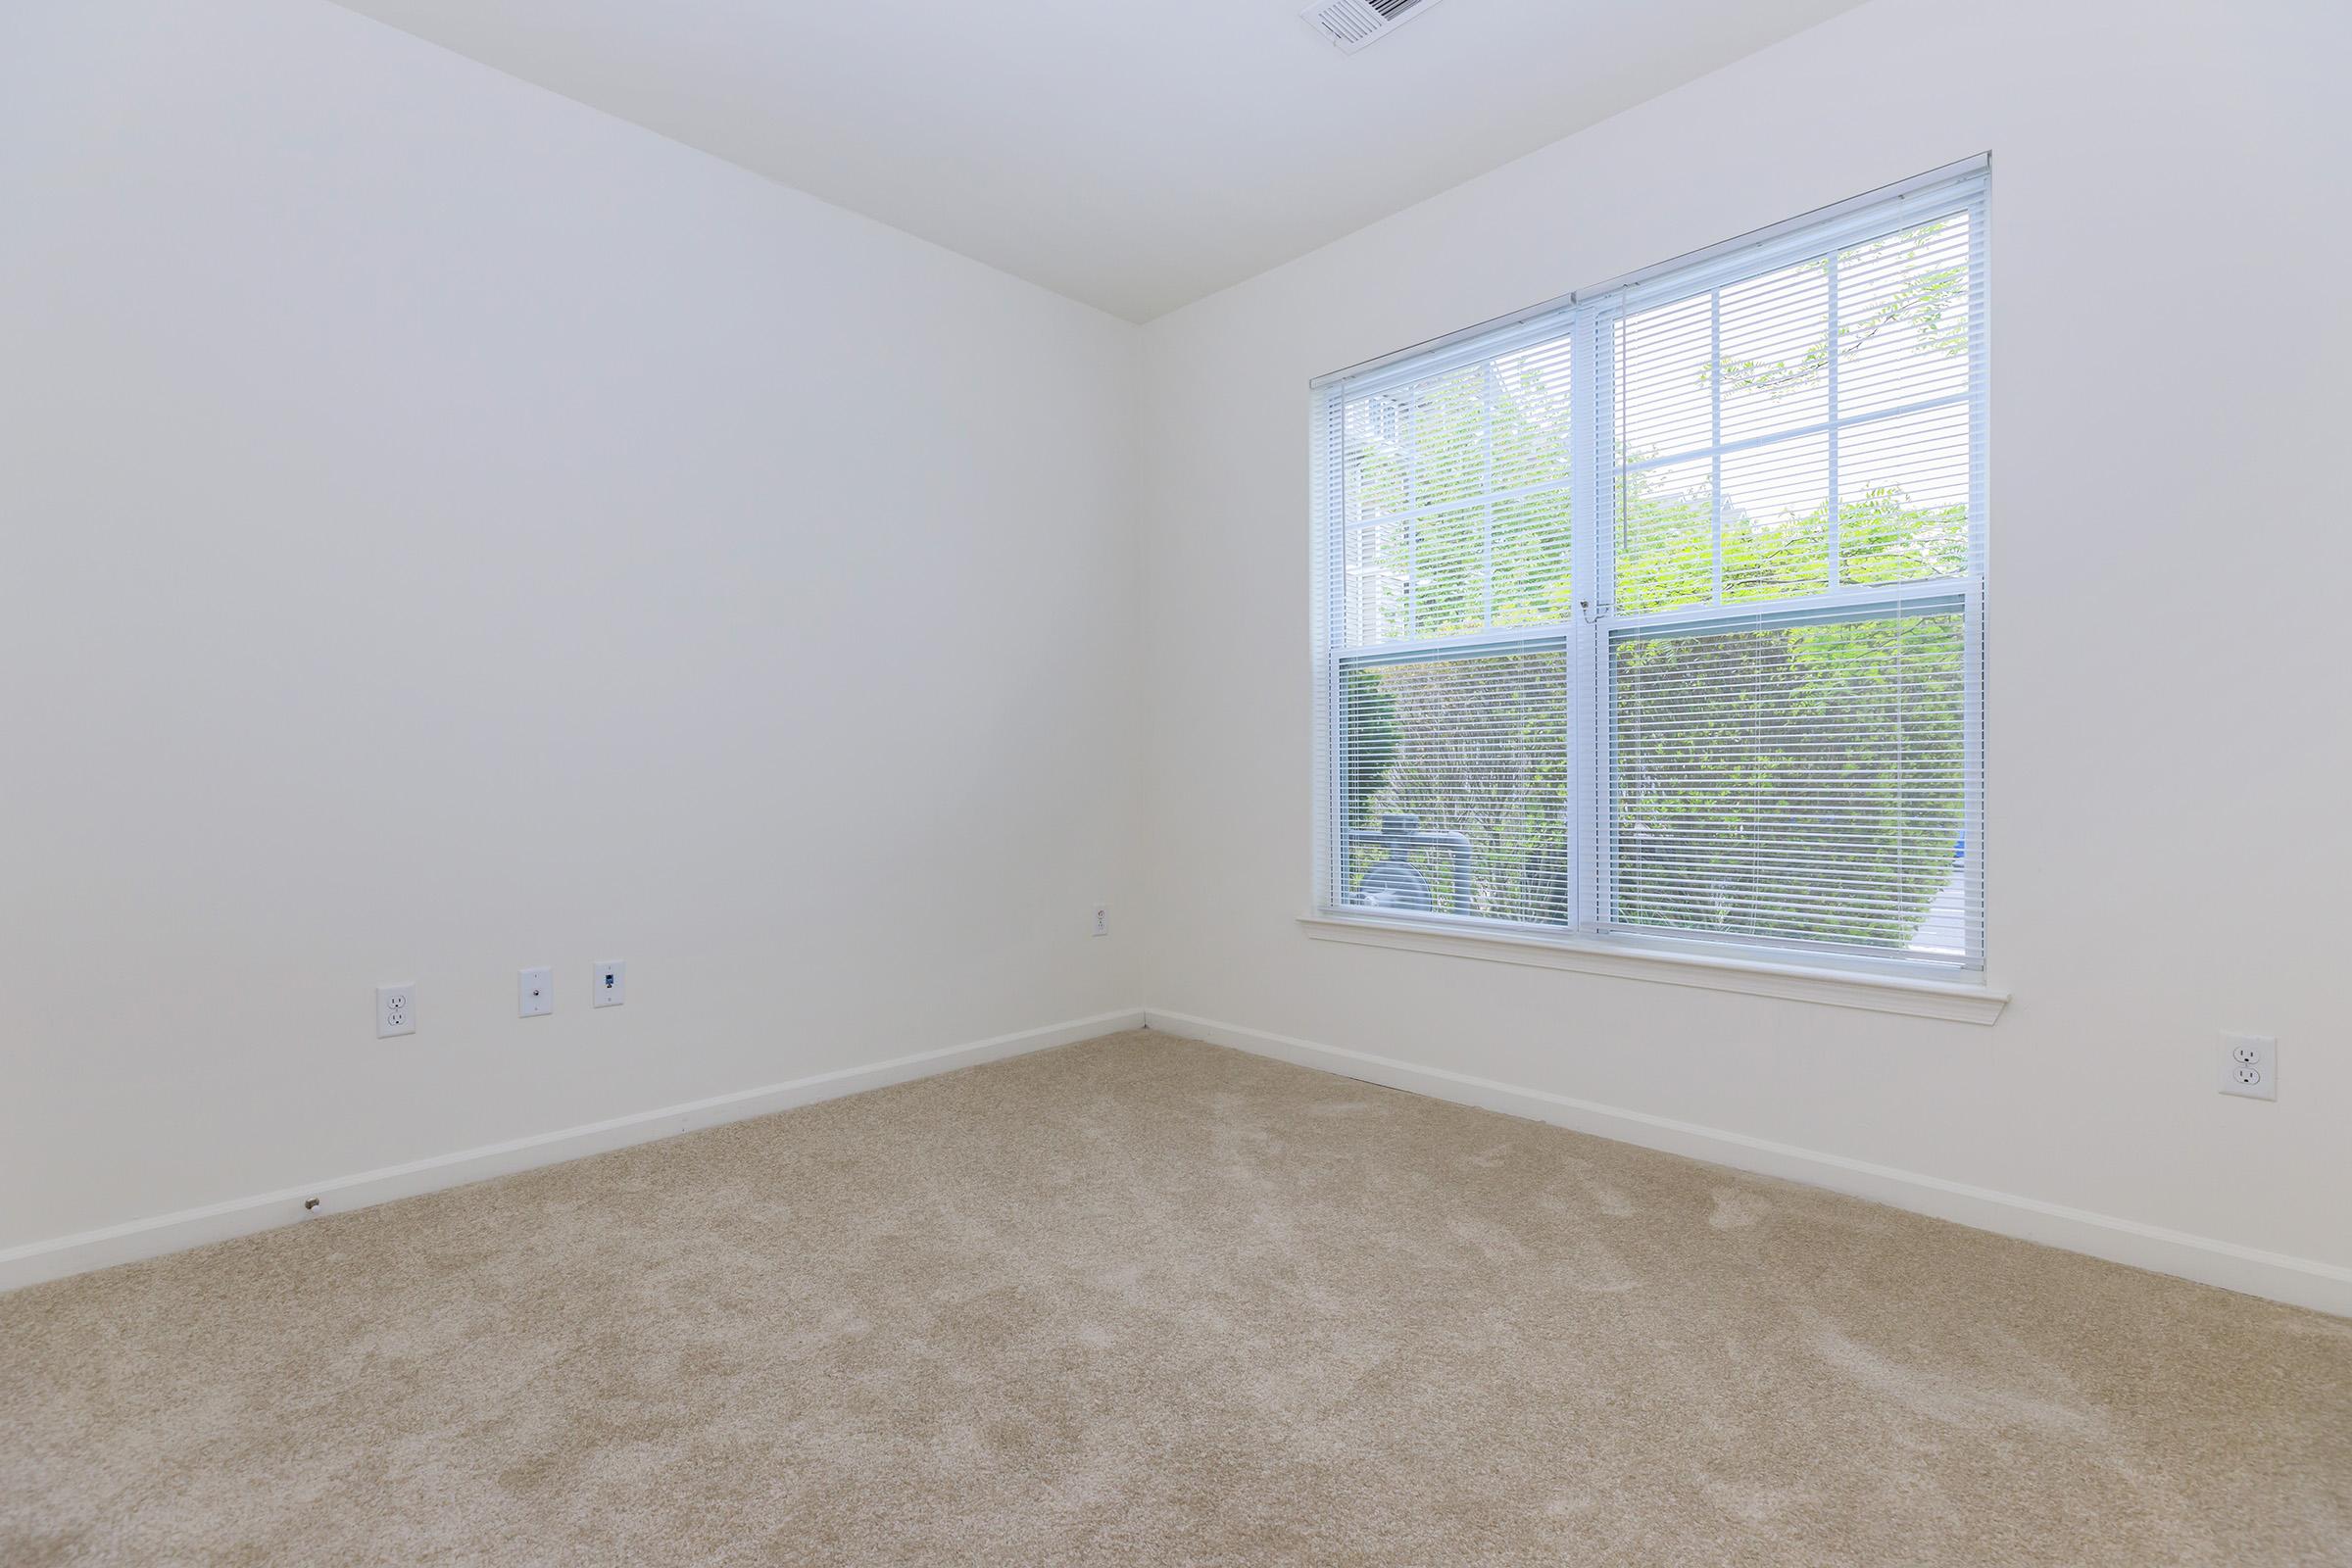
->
[4, 0, 2347, 1562]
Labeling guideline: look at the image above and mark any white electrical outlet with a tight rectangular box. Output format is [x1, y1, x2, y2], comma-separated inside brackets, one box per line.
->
[2219, 1033, 2277, 1101]
[519, 965, 554, 1018]
[592, 960, 626, 1007]
[1093, 905, 1109, 937]
[375, 984, 416, 1038]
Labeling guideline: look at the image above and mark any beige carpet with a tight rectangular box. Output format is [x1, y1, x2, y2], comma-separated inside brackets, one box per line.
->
[4, 1030, 2348, 1566]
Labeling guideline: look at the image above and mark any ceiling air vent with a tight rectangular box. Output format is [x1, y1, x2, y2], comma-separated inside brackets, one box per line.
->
[1300, 0, 1450, 54]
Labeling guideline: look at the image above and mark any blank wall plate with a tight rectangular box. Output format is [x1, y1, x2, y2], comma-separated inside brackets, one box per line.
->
[593, 960, 626, 1007]
[519, 966, 553, 1018]
[2220, 1033, 2277, 1101]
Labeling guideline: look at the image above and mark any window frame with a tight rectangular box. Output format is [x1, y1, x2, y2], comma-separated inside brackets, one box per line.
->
[1310, 159, 1990, 985]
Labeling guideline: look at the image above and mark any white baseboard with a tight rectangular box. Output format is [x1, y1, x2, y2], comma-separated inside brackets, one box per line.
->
[1145, 1008, 2352, 1318]
[0, 1007, 1147, 1295]
[19, 1004, 2342, 1318]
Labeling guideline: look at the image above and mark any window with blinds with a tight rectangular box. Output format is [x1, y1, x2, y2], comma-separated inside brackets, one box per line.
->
[1313, 161, 1986, 974]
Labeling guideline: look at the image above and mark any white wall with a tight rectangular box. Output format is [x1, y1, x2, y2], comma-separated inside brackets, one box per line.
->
[0, 0, 1141, 1256]
[1139, 0, 2352, 1294]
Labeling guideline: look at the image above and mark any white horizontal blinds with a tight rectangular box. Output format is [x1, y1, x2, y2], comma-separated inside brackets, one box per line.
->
[1599, 176, 1985, 962]
[1339, 329, 1576, 647]
[1328, 326, 1577, 926]
[1609, 196, 1980, 612]
[1314, 163, 1987, 969]
[1338, 649, 1570, 925]
[1608, 600, 1971, 957]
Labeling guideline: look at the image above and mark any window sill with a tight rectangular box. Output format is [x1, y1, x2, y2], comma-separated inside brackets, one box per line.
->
[1297, 914, 2008, 1024]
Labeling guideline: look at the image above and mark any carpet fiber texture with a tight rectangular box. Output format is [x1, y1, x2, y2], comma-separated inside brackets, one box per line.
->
[5, 1029, 2349, 1565]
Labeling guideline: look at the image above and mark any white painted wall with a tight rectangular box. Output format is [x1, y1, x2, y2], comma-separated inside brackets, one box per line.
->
[0, 0, 1141, 1255]
[1138, 0, 2352, 1286]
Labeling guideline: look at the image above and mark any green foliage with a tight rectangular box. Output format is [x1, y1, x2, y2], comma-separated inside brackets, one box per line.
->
[1343, 651, 1568, 924]
[1612, 613, 1964, 948]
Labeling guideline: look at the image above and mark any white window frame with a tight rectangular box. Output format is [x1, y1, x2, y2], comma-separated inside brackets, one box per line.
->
[1308, 159, 1996, 1014]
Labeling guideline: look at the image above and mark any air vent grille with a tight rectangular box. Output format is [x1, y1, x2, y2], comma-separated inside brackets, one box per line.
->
[1301, 0, 1450, 54]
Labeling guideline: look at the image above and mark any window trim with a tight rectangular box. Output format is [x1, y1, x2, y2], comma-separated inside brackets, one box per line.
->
[1296, 913, 2008, 1024]
[1309, 158, 1991, 992]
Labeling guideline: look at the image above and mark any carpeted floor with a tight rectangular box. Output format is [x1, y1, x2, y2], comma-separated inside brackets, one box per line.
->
[4, 1030, 2348, 1566]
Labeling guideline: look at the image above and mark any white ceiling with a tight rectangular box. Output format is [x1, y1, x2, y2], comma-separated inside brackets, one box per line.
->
[328, 0, 1867, 321]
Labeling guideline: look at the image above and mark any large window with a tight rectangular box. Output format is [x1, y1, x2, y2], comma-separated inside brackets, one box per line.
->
[1313, 163, 1986, 974]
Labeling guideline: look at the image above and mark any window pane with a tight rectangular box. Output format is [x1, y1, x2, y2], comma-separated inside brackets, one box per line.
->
[1718, 260, 1831, 444]
[1343, 520, 1409, 644]
[1343, 396, 1410, 521]
[1610, 608, 1966, 955]
[1838, 402, 1970, 585]
[1407, 365, 1489, 510]
[1411, 506, 1487, 638]
[1722, 433, 1831, 602]
[1337, 328, 1574, 650]
[1490, 492, 1574, 628]
[1837, 213, 1973, 417]
[1340, 648, 1568, 927]
[1615, 456, 1715, 615]
[1489, 336, 1575, 493]
[1618, 293, 1714, 460]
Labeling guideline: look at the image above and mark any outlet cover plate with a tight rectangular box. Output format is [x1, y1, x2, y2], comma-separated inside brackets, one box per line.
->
[2220, 1033, 2277, 1100]
[519, 966, 554, 1018]
[593, 960, 626, 1007]
[375, 984, 416, 1038]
